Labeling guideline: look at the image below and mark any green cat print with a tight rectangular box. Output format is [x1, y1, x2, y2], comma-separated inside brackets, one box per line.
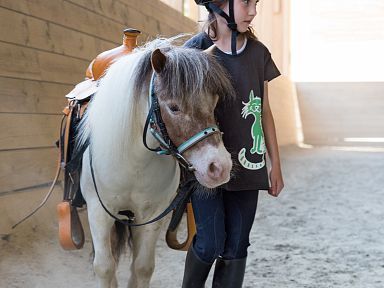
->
[238, 90, 266, 170]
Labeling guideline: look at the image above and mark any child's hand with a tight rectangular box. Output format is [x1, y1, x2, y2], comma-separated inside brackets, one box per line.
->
[268, 165, 284, 197]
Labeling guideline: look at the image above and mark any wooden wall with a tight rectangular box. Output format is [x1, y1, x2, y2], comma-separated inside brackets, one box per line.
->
[0, 0, 195, 205]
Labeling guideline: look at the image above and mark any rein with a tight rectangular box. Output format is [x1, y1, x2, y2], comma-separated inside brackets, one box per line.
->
[89, 71, 221, 226]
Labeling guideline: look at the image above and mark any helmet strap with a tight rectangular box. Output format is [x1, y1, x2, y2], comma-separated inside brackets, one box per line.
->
[207, 0, 238, 55]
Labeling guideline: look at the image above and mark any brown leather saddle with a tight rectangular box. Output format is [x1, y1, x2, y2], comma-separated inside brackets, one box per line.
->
[57, 28, 195, 251]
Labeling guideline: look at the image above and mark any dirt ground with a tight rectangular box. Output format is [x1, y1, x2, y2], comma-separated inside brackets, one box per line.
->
[1, 145, 384, 288]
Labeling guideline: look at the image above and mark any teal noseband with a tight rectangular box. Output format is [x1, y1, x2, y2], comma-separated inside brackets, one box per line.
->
[156, 126, 220, 155]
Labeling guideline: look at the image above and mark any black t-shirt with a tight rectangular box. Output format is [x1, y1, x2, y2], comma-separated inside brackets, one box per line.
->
[185, 32, 281, 191]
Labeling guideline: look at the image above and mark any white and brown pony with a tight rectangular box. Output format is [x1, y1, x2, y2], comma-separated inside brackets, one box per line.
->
[77, 38, 234, 287]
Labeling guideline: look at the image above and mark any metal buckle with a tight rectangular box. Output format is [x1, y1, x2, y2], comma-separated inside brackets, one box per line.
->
[174, 153, 195, 172]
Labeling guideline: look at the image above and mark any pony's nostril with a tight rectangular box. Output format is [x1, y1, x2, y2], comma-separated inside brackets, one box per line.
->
[209, 162, 215, 173]
[208, 162, 223, 179]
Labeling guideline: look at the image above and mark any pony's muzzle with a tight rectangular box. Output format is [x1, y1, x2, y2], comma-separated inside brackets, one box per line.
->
[210, 158, 232, 184]
[186, 143, 232, 188]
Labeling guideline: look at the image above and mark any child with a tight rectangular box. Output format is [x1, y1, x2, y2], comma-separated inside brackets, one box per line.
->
[182, 0, 284, 287]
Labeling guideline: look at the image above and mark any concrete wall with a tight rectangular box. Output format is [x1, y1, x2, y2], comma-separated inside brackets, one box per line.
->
[297, 82, 384, 146]
[0, 0, 196, 233]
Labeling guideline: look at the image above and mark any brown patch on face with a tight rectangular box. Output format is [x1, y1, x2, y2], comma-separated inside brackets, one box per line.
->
[157, 93, 221, 152]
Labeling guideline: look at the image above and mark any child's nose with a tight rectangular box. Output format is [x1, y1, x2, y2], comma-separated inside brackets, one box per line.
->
[248, 4, 257, 16]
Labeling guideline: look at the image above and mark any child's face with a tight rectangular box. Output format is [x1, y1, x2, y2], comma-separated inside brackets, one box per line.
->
[220, 0, 258, 33]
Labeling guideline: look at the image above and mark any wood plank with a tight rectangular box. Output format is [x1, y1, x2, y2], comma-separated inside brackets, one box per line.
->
[66, 0, 148, 37]
[66, 0, 195, 37]
[0, 0, 29, 15]
[0, 77, 71, 114]
[0, 0, 124, 43]
[0, 41, 41, 81]
[0, 148, 59, 193]
[77, 0, 194, 30]
[134, 0, 196, 29]
[0, 185, 64, 234]
[0, 42, 89, 84]
[0, 114, 62, 150]
[37, 48, 90, 84]
[0, 7, 116, 61]
[145, 1, 197, 33]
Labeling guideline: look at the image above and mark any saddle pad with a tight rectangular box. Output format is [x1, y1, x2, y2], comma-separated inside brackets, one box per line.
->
[66, 79, 98, 100]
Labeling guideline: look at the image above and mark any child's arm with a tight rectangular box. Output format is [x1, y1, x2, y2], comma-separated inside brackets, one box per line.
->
[262, 81, 284, 197]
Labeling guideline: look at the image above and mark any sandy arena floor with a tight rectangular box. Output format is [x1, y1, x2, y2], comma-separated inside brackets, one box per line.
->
[1, 145, 384, 287]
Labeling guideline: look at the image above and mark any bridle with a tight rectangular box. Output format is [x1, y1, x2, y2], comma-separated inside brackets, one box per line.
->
[89, 71, 223, 226]
[142, 72, 222, 171]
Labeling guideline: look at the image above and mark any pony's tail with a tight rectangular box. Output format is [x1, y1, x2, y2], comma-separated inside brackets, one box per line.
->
[111, 221, 132, 263]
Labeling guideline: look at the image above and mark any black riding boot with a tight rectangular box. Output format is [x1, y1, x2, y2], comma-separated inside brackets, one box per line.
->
[212, 257, 247, 288]
[182, 247, 213, 288]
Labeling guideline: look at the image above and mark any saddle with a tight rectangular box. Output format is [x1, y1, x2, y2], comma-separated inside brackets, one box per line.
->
[57, 28, 196, 251]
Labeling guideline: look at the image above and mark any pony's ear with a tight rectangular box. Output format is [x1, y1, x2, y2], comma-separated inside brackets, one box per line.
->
[151, 49, 167, 73]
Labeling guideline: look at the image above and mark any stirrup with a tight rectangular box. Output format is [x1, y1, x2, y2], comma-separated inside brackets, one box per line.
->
[57, 201, 85, 250]
[166, 202, 196, 251]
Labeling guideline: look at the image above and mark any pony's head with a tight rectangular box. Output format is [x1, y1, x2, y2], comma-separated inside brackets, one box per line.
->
[134, 42, 235, 188]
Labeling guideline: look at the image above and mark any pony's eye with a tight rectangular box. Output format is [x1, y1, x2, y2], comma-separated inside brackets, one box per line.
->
[168, 104, 180, 113]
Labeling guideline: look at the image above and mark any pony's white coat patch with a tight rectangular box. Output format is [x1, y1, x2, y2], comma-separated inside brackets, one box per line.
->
[188, 142, 232, 188]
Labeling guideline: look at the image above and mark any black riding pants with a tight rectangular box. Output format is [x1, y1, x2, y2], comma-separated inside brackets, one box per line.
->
[191, 187, 259, 263]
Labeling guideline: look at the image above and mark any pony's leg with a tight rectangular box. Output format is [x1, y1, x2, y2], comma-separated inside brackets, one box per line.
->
[87, 202, 118, 288]
[128, 220, 164, 288]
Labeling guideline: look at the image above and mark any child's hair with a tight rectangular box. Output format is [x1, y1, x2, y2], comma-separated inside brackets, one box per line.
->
[202, 1, 258, 41]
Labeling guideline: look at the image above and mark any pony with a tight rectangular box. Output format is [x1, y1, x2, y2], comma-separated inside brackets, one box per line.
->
[76, 37, 235, 288]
